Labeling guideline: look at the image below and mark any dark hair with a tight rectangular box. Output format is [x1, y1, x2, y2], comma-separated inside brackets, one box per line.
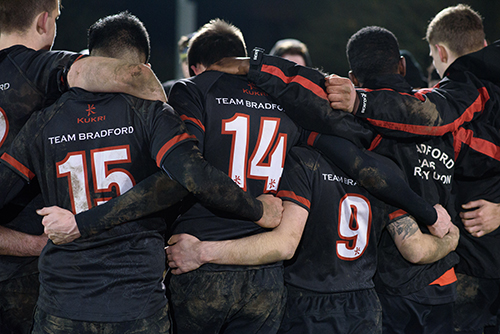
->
[426, 4, 485, 57]
[346, 26, 401, 83]
[0, 0, 58, 34]
[188, 18, 247, 76]
[88, 11, 150, 63]
[269, 38, 312, 67]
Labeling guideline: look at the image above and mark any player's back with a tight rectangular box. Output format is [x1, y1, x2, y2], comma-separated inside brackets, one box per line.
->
[3, 88, 186, 322]
[278, 145, 389, 293]
[169, 71, 302, 250]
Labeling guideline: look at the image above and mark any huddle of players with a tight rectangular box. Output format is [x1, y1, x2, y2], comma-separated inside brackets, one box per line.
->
[1, 1, 499, 334]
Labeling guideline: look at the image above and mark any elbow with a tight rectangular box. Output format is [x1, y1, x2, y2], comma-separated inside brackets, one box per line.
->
[398, 240, 427, 264]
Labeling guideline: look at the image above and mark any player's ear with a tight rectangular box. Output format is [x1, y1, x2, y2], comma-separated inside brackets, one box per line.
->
[348, 70, 360, 87]
[36, 11, 50, 35]
[398, 56, 406, 77]
[435, 44, 448, 63]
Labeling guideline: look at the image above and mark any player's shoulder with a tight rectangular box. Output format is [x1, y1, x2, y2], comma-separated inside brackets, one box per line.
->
[288, 145, 322, 168]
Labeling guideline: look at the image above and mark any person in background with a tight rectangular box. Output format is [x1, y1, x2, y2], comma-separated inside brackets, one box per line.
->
[269, 38, 312, 67]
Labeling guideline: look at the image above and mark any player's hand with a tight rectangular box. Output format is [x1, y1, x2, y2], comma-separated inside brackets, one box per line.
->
[37, 206, 81, 244]
[428, 204, 452, 238]
[460, 199, 500, 237]
[325, 74, 358, 112]
[166, 234, 204, 275]
[443, 223, 460, 251]
[255, 194, 283, 229]
[207, 57, 250, 75]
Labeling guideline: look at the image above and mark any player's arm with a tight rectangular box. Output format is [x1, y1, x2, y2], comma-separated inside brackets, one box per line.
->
[460, 199, 500, 237]
[388, 212, 459, 264]
[67, 56, 167, 102]
[0, 162, 47, 256]
[167, 200, 307, 274]
[313, 134, 449, 232]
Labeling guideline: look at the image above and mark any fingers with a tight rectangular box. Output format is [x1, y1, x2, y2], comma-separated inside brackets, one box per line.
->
[462, 199, 485, 210]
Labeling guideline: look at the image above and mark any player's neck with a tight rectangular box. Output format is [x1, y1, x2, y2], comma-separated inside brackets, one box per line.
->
[0, 32, 42, 51]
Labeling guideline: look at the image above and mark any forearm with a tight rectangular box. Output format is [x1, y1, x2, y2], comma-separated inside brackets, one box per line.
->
[314, 135, 437, 225]
[0, 226, 46, 256]
[163, 145, 263, 222]
[76, 171, 187, 238]
[68, 56, 167, 102]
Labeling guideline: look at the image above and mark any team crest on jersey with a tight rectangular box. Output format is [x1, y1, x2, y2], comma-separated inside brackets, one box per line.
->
[242, 83, 268, 96]
[77, 104, 105, 124]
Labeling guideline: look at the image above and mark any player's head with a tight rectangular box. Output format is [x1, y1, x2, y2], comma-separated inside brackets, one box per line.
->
[88, 11, 150, 64]
[426, 4, 485, 77]
[187, 18, 247, 76]
[0, 0, 60, 50]
[346, 26, 402, 87]
[269, 38, 312, 67]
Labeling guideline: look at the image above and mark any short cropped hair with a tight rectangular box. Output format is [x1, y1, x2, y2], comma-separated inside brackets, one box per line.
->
[0, 0, 58, 34]
[88, 11, 150, 63]
[188, 18, 247, 76]
[426, 4, 485, 57]
[270, 38, 312, 67]
[346, 26, 400, 84]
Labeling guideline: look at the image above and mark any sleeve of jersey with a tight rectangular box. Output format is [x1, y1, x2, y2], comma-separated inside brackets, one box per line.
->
[168, 79, 206, 149]
[26, 50, 83, 106]
[354, 75, 491, 138]
[314, 134, 437, 225]
[247, 49, 374, 149]
[75, 170, 188, 238]
[149, 101, 264, 222]
[275, 148, 313, 211]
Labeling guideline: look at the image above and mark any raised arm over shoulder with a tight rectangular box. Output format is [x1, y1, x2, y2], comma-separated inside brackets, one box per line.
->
[67, 56, 167, 102]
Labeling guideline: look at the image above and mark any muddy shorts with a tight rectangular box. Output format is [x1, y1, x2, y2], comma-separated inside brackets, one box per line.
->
[169, 266, 286, 334]
[453, 273, 500, 334]
[0, 261, 39, 334]
[31, 303, 171, 334]
[277, 287, 381, 334]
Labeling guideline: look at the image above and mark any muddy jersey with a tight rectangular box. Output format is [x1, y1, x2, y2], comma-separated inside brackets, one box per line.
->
[168, 71, 302, 269]
[277, 145, 389, 293]
[1, 88, 197, 322]
[0, 45, 81, 281]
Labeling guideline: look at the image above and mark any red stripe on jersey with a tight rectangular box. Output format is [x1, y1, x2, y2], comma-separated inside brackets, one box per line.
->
[1, 153, 35, 180]
[277, 190, 311, 209]
[261, 64, 328, 100]
[454, 127, 500, 161]
[307, 132, 319, 147]
[180, 115, 205, 132]
[430, 268, 457, 286]
[363, 87, 490, 136]
[155, 133, 196, 167]
[361, 87, 427, 102]
[389, 209, 408, 221]
[368, 134, 383, 151]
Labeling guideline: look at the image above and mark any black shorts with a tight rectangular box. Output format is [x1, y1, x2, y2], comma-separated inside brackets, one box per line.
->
[277, 287, 382, 334]
[453, 273, 500, 333]
[169, 266, 286, 334]
[31, 303, 171, 334]
[0, 260, 39, 334]
[378, 292, 453, 334]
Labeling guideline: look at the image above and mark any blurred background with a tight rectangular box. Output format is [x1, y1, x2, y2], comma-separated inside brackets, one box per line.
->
[55, 0, 500, 85]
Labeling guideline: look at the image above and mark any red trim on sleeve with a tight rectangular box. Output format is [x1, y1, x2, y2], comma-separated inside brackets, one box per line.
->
[454, 127, 500, 161]
[364, 87, 489, 136]
[155, 133, 196, 167]
[261, 64, 328, 101]
[180, 115, 205, 132]
[1, 153, 35, 180]
[277, 190, 311, 209]
[389, 209, 408, 221]
[430, 268, 457, 286]
[368, 134, 383, 151]
[307, 132, 319, 147]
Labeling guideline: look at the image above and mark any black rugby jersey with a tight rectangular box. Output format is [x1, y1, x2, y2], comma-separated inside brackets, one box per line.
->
[277, 145, 389, 293]
[0, 45, 81, 281]
[168, 71, 302, 263]
[1, 88, 196, 322]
